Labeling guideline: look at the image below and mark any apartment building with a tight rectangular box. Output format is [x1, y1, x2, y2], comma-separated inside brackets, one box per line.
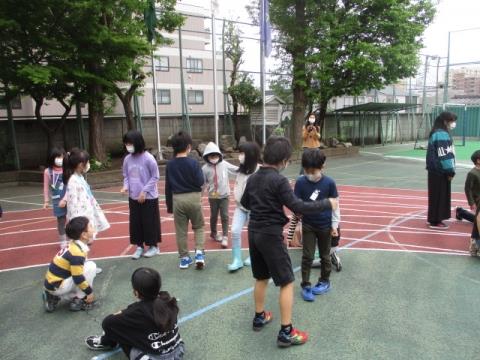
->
[451, 67, 480, 96]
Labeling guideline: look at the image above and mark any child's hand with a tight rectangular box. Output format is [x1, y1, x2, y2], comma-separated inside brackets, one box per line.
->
[329, 198, 338, 210]
[120, 187, 128, 195]
[138, 192, 146, 204]
[471, 204, 477, 213]
[85, 293, 95, 304]
[43, 201, 49, 209]
[59, 199, 67, 208]
[331, 228, 338, 237]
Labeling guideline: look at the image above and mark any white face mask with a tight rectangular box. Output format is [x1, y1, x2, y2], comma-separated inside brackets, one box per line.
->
[84, 162, 91, 173]
[306, 171, 322, 183]
[54, 158, 63, 167]
[126, 145, 135, 154]
[210, 157, 219, 165]
[449, 122, 457, 130]
[238, 154, 245, 164]
[308, 118, 315, 124]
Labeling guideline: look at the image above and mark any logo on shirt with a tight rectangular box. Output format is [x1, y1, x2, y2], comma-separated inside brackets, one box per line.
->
[438, 145, 453, 157]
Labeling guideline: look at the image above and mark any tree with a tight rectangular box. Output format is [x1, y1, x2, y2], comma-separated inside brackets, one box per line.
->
[229, 74, 261, 132]
[269, 0, 435, 146]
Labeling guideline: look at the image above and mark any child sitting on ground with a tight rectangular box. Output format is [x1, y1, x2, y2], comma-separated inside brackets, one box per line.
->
[241, 136, 337, 348]
[43, 216, 98, 312]
[85, 267, 185, 359]
[202, 142, 238, 248]
[165, 131, 206, 269]
[292, 149, 340, 301]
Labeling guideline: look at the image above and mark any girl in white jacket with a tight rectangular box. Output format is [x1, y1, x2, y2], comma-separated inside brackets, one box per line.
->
[228, 142, 261, 272]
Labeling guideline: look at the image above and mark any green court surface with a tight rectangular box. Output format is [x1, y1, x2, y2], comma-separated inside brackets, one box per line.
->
[1, 147, 480, 360]
[385, 140, 480, 165]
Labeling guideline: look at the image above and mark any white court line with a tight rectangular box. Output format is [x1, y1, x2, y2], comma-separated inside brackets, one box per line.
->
[0, 221, 130, 237]
[340, 201, 425, 209]
[345, 247, 468, 257]
[0, 194, 43, 200]
[0, 218, 52, 232]
[337, 183, 466, 195]
[341, 220, 470, 236]
[0, 216, 51, 224]
[341, 236, 467, 254]
[0, 199, 44, 206]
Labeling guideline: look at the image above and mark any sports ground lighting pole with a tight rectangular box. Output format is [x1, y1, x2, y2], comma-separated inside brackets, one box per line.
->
[443, 27, 480, 104]
[211, 0, 219, 145]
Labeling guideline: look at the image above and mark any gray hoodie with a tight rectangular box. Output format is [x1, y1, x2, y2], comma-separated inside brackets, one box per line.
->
[202, 142, 238, 198]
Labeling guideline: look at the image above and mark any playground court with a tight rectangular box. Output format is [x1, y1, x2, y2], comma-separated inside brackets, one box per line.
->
[1, 148, 480, 360]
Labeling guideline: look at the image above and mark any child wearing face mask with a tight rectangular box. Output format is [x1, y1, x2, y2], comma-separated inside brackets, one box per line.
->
[121, 130, 161, 260]
[302, 114, 321, 149]
[60, 148, 110, 240]
[293, 148, 340, 302]
[43, 147, 68, 249]
[202, 142, 238, 248]
[228, 142, 261, 271]
[43, 216, 99, 312]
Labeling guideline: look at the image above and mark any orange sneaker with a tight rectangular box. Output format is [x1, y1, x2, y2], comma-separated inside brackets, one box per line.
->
[277, 327, 309, 347]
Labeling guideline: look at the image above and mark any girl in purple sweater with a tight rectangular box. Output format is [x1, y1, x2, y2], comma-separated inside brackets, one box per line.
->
[121, 131, 161, 259]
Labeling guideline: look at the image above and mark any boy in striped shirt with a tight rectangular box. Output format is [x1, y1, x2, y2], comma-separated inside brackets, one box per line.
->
[43, 216, 98, 312]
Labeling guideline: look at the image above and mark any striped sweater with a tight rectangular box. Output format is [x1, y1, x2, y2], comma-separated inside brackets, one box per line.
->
[426, 129, 455, 176]
[44, 240, 92, 295]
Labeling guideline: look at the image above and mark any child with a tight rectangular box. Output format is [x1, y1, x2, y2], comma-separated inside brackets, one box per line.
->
[43, 216, 98, 312]
[121, 130, 161, 259]
[165, 131, 206, 269]
[85, 267, 185, 359]
[43, 147, 68, 249]
[293, 149, 340, 301]
[60, 148, 110, 237]
[202, 142, 238, 248]
[460, 150, 480, 256]
[240, 136, 337, 348]
[228, 142, 261, 271]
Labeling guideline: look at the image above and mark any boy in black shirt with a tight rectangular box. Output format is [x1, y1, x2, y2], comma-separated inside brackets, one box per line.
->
[241, 136, 337, 348]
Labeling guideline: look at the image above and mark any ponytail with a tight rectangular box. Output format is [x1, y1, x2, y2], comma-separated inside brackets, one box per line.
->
[63, 148, 90, 185]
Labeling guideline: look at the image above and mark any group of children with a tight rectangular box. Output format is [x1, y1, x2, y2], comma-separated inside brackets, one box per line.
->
[41, 131, 343, 357]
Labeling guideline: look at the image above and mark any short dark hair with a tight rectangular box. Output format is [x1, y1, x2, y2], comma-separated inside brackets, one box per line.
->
[47, 147, 66, 168]
[65, 216, 90, 240]
[123, 130, 146, 154]
[263, 136, 292, 165]
[471, 150, 480, 164]
[302, 148, 326, 169]
[238, 142, 261, 175]
[170, 131, 192, 155]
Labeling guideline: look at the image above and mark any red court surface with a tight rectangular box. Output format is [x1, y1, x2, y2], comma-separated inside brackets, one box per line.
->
[0, 185, 472, 272]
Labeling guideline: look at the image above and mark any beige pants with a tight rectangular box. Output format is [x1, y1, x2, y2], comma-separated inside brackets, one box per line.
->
[51, 261, 97, 300]
[173, 192, 205, 257]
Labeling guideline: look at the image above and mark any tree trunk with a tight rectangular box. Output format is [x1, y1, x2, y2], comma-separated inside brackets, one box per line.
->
[117, 90, 135, 131]
[88, 83, 107, 162]
[232, 101, 241, 143]
[290, 0, 307, 148]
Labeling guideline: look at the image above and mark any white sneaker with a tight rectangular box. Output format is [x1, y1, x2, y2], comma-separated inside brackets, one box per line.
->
[131, 246, 144, 260]
[215, 234, 223, 242]
[221, 236, 228, 249]
[95, 267, 103, 275]
[143, 246, 160, 258]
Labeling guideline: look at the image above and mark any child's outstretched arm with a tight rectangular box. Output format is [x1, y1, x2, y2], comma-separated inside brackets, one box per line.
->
[224, 160, 239, 175]
[331, 197, 340, 236]
[278, 177, 336, 213]
[286, 214, 300, 244]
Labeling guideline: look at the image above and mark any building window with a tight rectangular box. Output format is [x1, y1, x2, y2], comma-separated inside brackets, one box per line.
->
[154, 56, 169, 71]
[153, 89, 171, 104]
[0, 94, 22, 110]
[187, 90, 204, 104]
[186, 58, 203, 73]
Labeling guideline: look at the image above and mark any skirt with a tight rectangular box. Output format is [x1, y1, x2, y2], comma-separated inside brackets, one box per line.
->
[427, 171, 451, 224]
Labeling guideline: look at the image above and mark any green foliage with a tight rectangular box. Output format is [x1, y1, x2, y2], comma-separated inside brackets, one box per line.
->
[229, 74, 261, 113]
[89, 153, 112, 172]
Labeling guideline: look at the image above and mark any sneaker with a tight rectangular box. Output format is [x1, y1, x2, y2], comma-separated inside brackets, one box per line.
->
[131, 246, 144, 260]
[429, 222, 449, 230]
[469, 239, 479, 257]
[215, 234, 223, 242]
[301, 286, 315, 302]
[331, 252, 342, 272]
[312, 280, 331, 295]
[252, 310, 273, 331]
[455, 207, 463, 221]
[277, 327, 309, 347]
[221, 236, 228, 249]
[195, 250, 205, 269]
[143, 246, 160, 258]
[85, 335, 114, 351]
[179, 256, 193, 269]
[69, 297, 95, 311]
[42, 291, 60, 313]
[209, 233, 216, 241]
[96, 267, 103, 275]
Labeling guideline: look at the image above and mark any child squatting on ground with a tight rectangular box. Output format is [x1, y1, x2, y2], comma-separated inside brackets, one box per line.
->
[240, 136, 337, 347]
[121, 130, 162, 259]
[43, 147, 68, 249]
[292, 149, 340, 301]
[228, 141, 261, 271]
[202, 142, 238, 248]
[43, 216, 99, 312]
[85, 267, 185, 360]
[165, 131, 206, 269]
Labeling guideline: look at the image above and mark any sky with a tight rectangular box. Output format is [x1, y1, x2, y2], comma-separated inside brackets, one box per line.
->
[179, 0, 480, 86]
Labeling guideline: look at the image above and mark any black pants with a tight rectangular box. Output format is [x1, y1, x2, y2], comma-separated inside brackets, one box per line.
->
[301, 224, 331, 287]
[208, 197, 229, 237]
[472, 208, 480, 240]
[457, 207, 475, 223]
[427, 171, 451, 224]
[129, 198, 161, 247]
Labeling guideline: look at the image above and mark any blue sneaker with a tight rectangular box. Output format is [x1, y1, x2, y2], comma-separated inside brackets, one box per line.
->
[312, 281, 331, 295]
[301, 286, 315, 302]
[179, 256, 193, 269]
[194, 250, 205, 270]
